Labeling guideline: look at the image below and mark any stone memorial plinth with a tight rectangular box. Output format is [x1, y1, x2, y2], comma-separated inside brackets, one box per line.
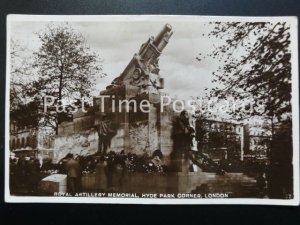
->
[40, 174, 67, 194]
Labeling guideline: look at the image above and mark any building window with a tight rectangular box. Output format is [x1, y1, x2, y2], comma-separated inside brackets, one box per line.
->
[26, 136, 31, 147]
[21, 137, 25, 148]
[31, 136, 37, 148]
[16, 139, 20, 149]
[12, 139, 16, 150]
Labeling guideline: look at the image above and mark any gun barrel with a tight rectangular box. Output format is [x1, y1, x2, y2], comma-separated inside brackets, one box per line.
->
[153, 24, 173, 51]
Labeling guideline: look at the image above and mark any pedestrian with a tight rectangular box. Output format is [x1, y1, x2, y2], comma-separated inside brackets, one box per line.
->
[105, 151, 116, 191]
[257, 172, 267, 196]
[65, 153, 82, 196]
[95, 156, 107, 192]
[28, 157, 40, 194]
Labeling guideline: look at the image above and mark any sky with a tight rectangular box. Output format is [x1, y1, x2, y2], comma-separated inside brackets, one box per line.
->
[9, 18, 220, 101]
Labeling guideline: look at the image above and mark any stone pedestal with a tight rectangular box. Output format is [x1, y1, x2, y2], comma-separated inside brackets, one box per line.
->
[40, 174, 67, 194]
[171, 155, 190, 173]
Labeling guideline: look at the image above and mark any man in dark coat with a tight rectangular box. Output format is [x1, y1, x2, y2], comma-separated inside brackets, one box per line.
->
[28, 157, 40, 194]
[65, 154, 82, 196]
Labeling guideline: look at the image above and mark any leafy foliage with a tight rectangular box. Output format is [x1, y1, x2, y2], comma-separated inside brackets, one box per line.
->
[198, 22, 292, 121]
[26, 23, 106, 133]
[10, 100, 39, 128]
[10, 40, 33, 110]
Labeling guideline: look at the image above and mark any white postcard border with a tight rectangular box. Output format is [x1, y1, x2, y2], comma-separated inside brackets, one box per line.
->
[5, 15, 299, 205]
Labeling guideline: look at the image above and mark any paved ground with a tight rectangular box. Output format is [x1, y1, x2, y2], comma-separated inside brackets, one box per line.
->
[190, 172, 266, 198]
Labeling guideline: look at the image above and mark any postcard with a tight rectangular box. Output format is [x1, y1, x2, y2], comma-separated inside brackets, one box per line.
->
[5, 15, 299, 205]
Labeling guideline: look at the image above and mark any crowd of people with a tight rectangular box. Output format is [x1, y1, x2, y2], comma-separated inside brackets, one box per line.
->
[10, 149, 168, 195]
[10, 156, 41, 195]
[56, 150, 166, 195]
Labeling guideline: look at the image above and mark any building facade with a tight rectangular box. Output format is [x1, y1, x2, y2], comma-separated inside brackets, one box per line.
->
[196, 119, 245, 160]
[10, 120, 38, 151]
[195, 118, 271, 161]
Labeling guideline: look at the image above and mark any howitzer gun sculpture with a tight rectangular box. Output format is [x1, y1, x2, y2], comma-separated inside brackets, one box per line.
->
[94, 24, 175, 155]
[105, 24, 173, 96]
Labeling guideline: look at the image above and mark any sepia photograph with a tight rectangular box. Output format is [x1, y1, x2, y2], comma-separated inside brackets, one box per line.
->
[5, 15, 299, 205]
